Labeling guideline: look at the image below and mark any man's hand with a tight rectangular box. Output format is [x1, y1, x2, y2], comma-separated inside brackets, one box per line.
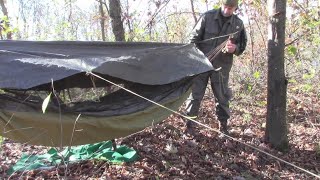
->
[224, 39, 236, 54]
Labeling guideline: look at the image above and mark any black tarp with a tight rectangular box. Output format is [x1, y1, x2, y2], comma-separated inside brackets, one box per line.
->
[0, 40, 212, 90]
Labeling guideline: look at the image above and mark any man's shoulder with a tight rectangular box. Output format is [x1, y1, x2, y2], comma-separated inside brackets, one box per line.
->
[200, 9, 219, 20]
[233, 14, 244, 26]
[233, 14, 243, 22]
[203, 9, 219, 16]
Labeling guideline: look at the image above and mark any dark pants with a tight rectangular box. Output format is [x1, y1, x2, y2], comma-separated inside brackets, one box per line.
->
[185, 71, 232, 123]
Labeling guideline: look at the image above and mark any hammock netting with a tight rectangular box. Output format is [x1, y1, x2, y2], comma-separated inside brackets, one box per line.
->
[0, 40, 213, 147]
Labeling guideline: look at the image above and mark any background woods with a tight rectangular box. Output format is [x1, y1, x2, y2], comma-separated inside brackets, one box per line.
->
[0, 0, 320, 179]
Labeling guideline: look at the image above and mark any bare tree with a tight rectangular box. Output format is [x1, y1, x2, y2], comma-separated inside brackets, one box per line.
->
[99, 0, 107, 41]
[190, 0, 197, 25]
[265, 0, 289, 151]
[109, 0, 125, 41]
[124, 0, 133, 41]
[0, 0, 12, 39]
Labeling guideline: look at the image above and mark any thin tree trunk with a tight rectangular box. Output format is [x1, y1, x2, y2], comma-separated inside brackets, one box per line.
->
[0, 0, 12, 39]
[190, 0, 197, 25]
[125, 0, 133, 41]
[318, 0, 320, 32]
[265, 0, 289, 151]
[205, 0, 208, 11]
[109, 0, 125, 41]
[99, 0, 106, 41]
[0, 19, 3, 39]
[67, 0, 76, 39]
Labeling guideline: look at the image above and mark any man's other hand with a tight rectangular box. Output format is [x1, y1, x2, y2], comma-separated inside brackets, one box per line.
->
[225, 39, 236, 53]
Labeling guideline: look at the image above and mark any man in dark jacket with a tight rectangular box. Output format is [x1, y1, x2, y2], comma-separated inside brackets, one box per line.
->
[185, 0, 247, 136]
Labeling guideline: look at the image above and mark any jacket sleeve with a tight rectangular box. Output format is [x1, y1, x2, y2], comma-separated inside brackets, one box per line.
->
[189, 14, 206, 45]
[234, 25, 247, 56]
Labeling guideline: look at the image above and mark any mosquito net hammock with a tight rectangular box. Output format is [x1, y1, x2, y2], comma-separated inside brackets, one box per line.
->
[0, 40, 213, 147]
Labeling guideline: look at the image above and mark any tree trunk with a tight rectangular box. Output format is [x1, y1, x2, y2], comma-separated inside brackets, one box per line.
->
[99, 0, 106, 41]
[190, 0, 197, 25]
[124, 0, 133, 41]
[265, 0, 289, 151]
[0, 0, 12, 39]
[109, 0, 125, 41]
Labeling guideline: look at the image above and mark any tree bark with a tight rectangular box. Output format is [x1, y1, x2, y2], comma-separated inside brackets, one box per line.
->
[265, 0, 289, 151]
[109, 0, 125, 41]
[0, 0, 12, 39]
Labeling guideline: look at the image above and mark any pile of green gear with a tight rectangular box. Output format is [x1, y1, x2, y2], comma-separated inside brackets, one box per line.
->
[8, 141, 137, 175]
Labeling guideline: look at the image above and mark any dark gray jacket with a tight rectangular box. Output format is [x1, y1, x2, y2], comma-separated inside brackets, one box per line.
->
[191, 8, 247, 79]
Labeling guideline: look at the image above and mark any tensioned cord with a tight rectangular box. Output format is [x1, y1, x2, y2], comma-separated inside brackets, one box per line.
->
[88, 72, 320, 179]
[192, 31, 239, 62]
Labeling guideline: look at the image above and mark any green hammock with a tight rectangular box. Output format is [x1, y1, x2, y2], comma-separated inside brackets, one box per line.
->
[0, 88, 190, 146]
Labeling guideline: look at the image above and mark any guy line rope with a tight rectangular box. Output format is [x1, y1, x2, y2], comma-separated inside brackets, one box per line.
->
[89, 72, 320, 179]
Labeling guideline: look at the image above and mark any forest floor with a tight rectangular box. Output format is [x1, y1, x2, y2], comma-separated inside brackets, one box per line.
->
[1, 89, 320, 180]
